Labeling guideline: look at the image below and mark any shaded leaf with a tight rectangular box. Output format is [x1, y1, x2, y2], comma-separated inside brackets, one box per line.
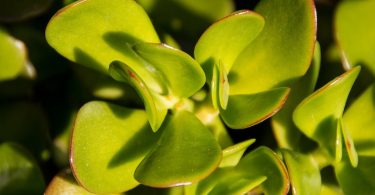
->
[0, 142, 45, 195]
[0, 0, 52, 22]
[70, 101, 159, 194]
[281, 149, 321, 195]
[135, 111, 222, 187]
[220, 87, 290, 129]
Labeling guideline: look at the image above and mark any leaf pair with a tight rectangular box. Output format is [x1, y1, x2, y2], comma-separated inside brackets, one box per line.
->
[194, 0, 316, 129]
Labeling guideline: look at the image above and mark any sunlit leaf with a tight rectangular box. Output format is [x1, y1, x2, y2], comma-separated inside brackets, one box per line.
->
[220, 87, 290, 129]
[272, 42, 321, 150]
[132, 42, 205, 98]
[0, 142, 45, 195]
[335, 0, 375, 75]
[281, 149, 321, 195]
[134, 111, 222, 187]
[230, 0, 316, 94]
[109, 61, 167, 132]
[46, 0, 163, 93]
[340, 118, 358, 167]
[293, 67, 360, 159]
[220, 139, 255, 168]
[70, 101, 159, 194]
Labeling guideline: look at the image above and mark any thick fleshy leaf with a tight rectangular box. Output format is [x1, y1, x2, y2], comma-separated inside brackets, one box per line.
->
[220, 87, 290, 129]
[0, 0, 52, 22]
[210, 62, 229, 110]
[45, 170, 103, 195]
[229, 0, 316, 94]
[191, 147, 289, 195]
[293, 66, 360, 158]
[335, 0, 375, 75]
[132, 42, 205, 97]
[134, 111, 222, 187]
[281, 149, 321, 195]
[335, 155, 375, 195]
[194, 10, 264, 73]
[340, 118, 358, 167]
[272, 43, 321, 149]
[343, 83, 375, 156]
[0, 28, 27, 81]
[46, 0, 163, 93]
[109, 61, 167, 132]
[236, 147, 290, 195]
[220, 139, 255, 168]
[0, 102, 50, 161]
[0, 142, 45, 195]
[70, 101, 159, 194]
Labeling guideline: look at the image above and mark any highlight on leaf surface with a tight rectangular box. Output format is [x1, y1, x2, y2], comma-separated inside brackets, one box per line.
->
[293, 66, 360, 159]
[70, 101, 159, 194]
[134, 111, 222, 188]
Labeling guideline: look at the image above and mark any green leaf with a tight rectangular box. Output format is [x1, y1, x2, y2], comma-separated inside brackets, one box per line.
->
[335, 155, 375, 195]
[281, 149, 321, 195]
[0, 142, 45, 195]
[210, 62, 229, 110]
[272, 42, 321, 150]
[134, 111, 222, 187]
[45, 170, 106, 195]
[293, 66, 360, 159]
[343, 83, 375, 156]
[335, 0, 375, 75]
[70, 101, 159, 194]
[220, 87, 290, 129]
[46, 0, 163, 93]
[132, 42, 205, 98]
[236, 147, 290, 195]
[229, 0, 316, 94]
[194, 10, 264, 73]
[340, 118, 358, 167]
[109, 61, 167, 132]
[220, 139, 255, 168]
[0, 0, 52, 22]
[0, 27, 27, 81]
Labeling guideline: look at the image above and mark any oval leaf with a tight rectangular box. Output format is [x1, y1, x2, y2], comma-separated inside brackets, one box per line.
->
[194, 10, 264, 73]
[335, 0, 375, 74]
[293, 66, 360, 158]
[134, 111, 222, 187]
[220, 139, 255, 168]
[281, 149, 321, 195]
[46, 0, 163, 93]
[220, 87, 290, 129]
[70, 101, 159, 194]
[0, 142, 45, 195]
[109, 61, 167, 132]
[133, 42, 205, 98]
[229, 0, 316, 94]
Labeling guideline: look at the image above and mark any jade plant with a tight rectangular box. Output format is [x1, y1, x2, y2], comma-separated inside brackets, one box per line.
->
[1, 0, 375, 194]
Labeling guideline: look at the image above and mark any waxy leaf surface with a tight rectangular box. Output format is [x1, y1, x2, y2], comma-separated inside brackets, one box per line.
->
[133, 42, 205, 98]
[70, 101, 158, 194]
[0, 142, 45, 195]
[135, 111, 222, 187]
[281, 149, 321, 195]
[220, 139, 255, 168]
[220, 87, 290, 129]
[230, 0, 316, 94]
[109, 61, 167, 132]
[293, 67, 360, 158]
[335, 0, 375, 75]
[46, 0, 163, 92]
[272, 43, 321, 149]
